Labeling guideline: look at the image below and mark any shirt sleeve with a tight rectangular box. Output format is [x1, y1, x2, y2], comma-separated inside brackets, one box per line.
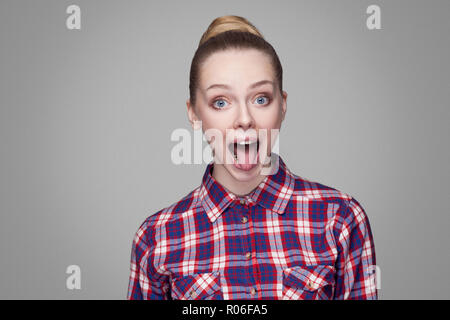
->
[333, 197, 378, 300]
[127, 220, 170, 300]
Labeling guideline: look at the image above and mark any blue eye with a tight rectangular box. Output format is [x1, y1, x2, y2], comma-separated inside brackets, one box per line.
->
[212, 99, 228, 109]
[255, 96, 270, 105]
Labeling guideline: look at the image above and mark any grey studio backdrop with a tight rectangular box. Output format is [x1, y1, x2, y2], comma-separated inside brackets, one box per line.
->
[0, 0, 449, 299]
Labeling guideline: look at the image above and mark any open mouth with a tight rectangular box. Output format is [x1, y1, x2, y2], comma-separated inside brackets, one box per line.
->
[227, 139, 260, 164]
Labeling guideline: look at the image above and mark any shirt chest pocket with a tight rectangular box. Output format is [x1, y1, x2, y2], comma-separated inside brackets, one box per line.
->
[170, 271, 223, 300]
[282, 265, 336, 300]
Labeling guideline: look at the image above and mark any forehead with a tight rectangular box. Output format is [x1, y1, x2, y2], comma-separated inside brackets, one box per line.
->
[199, 49, 275, 89]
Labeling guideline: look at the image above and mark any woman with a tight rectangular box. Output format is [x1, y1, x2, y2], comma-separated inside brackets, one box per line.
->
[127, 15, 377, 300]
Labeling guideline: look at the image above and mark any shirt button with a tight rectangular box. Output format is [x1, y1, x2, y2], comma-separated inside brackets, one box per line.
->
[250, 287, 257, 296]
[241, 216, 248, 223]
[245, 252, 252, 259]
[307, 280, 317, 290]
[189, 290, 197, 298]
[240, 199, 246, 205]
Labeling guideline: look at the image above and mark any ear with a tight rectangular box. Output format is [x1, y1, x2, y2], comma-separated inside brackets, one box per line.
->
[186, 98, 201, 130]
[281, 90, 287, 121]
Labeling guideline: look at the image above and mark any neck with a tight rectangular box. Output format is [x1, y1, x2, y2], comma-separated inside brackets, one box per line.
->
[211, 163, 267, 196]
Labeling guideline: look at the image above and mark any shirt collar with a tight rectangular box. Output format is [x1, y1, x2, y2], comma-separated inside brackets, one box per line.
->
[199, 153, 295, 223]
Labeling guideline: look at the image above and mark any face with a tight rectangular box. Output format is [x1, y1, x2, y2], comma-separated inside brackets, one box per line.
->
[186, 48, 287, 185]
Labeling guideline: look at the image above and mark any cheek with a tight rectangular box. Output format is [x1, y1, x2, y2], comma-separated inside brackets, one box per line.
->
[254, 108, 283, 129]
[201, 119, 228, 133]
[199, 120, 227, 147]
[200, 110, 234, 131]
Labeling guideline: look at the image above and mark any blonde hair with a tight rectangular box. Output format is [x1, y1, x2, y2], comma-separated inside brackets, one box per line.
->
[189, 15, 283, 107]
[198, 15, 264, 46]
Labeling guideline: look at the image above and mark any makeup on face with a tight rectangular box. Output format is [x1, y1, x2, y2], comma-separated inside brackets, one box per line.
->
[192, 49, 285, 183]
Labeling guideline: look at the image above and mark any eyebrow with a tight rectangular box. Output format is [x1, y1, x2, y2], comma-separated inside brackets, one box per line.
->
[206, 80, 274, 91]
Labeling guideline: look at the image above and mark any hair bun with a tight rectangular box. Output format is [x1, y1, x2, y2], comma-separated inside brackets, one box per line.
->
[199, 15, 264, 47]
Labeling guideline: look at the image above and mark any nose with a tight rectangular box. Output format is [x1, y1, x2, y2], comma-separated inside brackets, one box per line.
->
[233, 102, 255, 131]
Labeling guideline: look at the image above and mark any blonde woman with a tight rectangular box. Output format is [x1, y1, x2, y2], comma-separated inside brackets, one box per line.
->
[127, 15, 377, 300]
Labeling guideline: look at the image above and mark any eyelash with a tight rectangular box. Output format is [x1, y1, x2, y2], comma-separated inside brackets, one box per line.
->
[210, 94, 272, 110]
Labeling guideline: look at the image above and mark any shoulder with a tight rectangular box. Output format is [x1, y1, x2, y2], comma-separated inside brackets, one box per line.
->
[290, 173, 352, 205]
[132, 185, 203, 245]
[289, 173, 369, 226]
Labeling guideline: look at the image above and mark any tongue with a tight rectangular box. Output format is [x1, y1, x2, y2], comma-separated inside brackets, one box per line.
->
[235, 143, 258, 168]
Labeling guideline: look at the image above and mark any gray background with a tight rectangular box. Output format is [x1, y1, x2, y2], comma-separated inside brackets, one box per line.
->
[1, 0, 449, 299]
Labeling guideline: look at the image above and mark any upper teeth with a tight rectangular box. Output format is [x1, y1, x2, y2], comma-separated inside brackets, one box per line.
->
[238, 141, 255, 145]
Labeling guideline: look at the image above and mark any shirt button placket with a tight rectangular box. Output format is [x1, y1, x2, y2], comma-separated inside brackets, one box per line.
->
[240, 199, 249, 225]
[242, 201, 252, 261]
[239, 197, 258, 298]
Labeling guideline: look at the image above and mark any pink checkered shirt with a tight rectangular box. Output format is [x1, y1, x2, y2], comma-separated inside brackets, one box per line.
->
[127, 154, 377, 300]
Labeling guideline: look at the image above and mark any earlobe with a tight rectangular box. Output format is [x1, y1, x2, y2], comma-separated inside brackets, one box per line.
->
[186, 99, 200, 130]
[186, 99, 194, 127]
[281, 91, 287, 121]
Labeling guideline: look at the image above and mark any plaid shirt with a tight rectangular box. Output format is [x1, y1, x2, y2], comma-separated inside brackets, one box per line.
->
[127, 154, 377, 300]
